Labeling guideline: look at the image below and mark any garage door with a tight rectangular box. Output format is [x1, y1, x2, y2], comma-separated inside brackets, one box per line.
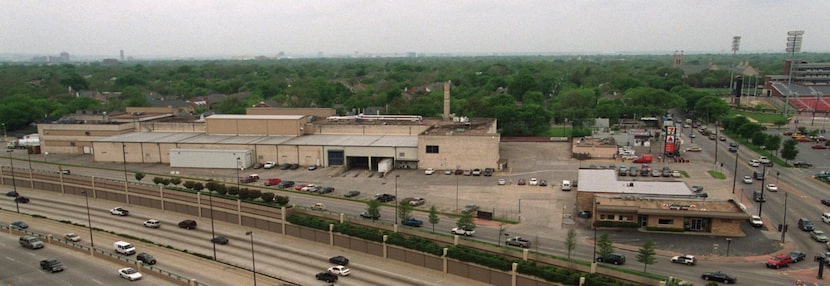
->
[328, 150, 344, 165]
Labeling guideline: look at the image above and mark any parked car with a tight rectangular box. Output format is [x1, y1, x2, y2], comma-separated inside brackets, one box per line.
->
[749, 215, 764, 227]
[483, 168, 494, 176]
[618, 166, 628, 176]
[110, 207, 129, 216]
[279, 163, 291, 170]
[409, 197, 425, 206]
[5, 191, 18, 197]
[497, 178, 506, 185]
[64, 233, 81, 242]
[424, 168, 435, 175]
[539, 179, 548, 186]
[118, 267, 143, 281]
[263, 161, 277, 169]
[685, 147, 702, 152]
[329, 255, 349, 265]
[822, 199, 830, 206]
[577, 210, 592, 218]
[628, 167, 639, 177]
[311, 203, 327, 211]
[344, 190, 360, 198]
[307, 165, 318, 171]
[264, 178, 282, 186]
[517, 179, 526, 185]
[444, 169, 453, 175]
[463, 169, 472, 176]
[374, 193, 396, 202]
[794, 161, 814, 168]
[472, 168, 482, 176]
[690, 185, 703, 192]
[790, 251, 807, 263]
[461, 204, 479, 213]
[661, 167, 672, 177]
[701, 271, 736, 283]
[651, 169, 661, 177]
[289, 164, 299, 170]
[671, 170, 681, 178]
[252, 163, 264, 169]
[529, 178, 538, 186]
[799, 218, 815, 231]
[670, 254, 696, 265]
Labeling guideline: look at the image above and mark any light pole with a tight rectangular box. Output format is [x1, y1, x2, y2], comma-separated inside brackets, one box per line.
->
[81, 191, 94, 247]
[783, 30, 804, 116]
[395, 174, 400, 222]
[122, 143, 129, 187]
[245, 231, 257, 286]
[455, 174, 459, 212]
[236, 157, 241, 191]
[592, 201, 599, 263]
[713, 122, 719, 165]
[208, 189, 217, 260]
[1, 122, 5, 140]
[781, 192, 789, 243]
[729, 36, 741, 104]
[725, 238, 732, 257]
[7, 150, 19, 213]
[758, 163, 767, 218]
[731, 146, 739, 194]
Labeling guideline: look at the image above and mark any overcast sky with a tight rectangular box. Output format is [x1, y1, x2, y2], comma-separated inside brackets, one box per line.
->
[2, 0, 826, 58]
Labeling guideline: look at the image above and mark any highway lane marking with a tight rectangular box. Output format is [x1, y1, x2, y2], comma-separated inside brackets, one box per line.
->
[5, 256, 15, 261]
[91, 278, 104, 285]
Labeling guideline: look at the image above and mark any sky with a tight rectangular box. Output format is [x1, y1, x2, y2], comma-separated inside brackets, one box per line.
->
[1, 0, 827, 59]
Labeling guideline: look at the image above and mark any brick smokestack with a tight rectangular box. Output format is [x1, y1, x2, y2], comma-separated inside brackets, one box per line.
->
[443, 80, 451, 120]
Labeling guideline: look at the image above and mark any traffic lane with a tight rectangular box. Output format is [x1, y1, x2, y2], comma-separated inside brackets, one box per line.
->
[0, 233, 173, 286]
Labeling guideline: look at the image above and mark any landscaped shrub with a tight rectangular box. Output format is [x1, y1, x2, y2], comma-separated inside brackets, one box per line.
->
[274, 195, 289, 205]
[261, 192, 275, 203]
[227, 186, 239, 196]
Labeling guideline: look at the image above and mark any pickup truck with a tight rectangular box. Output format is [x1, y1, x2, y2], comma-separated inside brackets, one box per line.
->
[505, 237, 532, 248]
[401, 218, 423, 227]
[239, 174, 260, 183]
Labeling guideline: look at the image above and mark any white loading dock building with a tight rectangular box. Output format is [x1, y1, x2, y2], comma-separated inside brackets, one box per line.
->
[169, 149, 253, 169]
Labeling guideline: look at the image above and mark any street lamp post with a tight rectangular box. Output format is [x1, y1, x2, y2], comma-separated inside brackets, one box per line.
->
[81, 191, 94, 247]
[208, 190, 216, 260]
[455, 174, 459, 212]
[714, 122, 719, 165]
[593, 201, 599, 263]
[7, 150, 19, 213]
[731, 146, 739, 194]
[395, 174, 400, 222]
[758, 164, 767, 218]
[781, 192, 789, 243]
[122, 143, 129, 188]
[245, 231, 257, 286]
[784, 30, 805, 116]
[725, 238, 732, 257]
[236, 157, 241, 191]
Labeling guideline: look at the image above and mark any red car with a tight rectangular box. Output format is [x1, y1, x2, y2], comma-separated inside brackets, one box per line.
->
[796, 137, 811, 142]
[294, 184, 308, 191]
[813, 144, 828, 150]
[264, 178, 282, 186]
[517, 179, 526, 185]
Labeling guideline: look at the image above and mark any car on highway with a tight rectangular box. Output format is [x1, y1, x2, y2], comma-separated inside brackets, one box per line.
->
[766, 184, 778, 192]
[670, 254, 696, 265]
[178, 220, 197, 229]
[596, 253, 626, 265]
[137, 253, 156, 265]
[424, 168, 435, 175]
[749, 215, 764, 227]
[758, 156, 771, 164]
[812, 230, 829, 242]
[343, 190, 360, 198]
[328, 265, 351, 276]
[110, 207, 129, 216]
[748, 160, 760, 167]
[685, 147, 702, 152]
[11, 221, 29, 229]
[6, 191, 18, 197]
[315, 271, 338, 283]
[742, 176, 753, 184]
[40, 259, 64, 272]
[14, 196, 30, 203]
[143, 219, 160, 228]
[701, 271, 736, 283]
[451, 227, 475, 236]
[118, 267, 143, 281]
[64, 233, 81, 242]
[329, 255, 349, 266]
[211, 236, 229, 245]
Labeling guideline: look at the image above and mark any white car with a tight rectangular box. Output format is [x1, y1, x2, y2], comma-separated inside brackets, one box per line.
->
[424, 168, 435, 175]
[822, 213, 830, 224]
[328, 265, 351, 276]
[118, 267, 143, 281]
[742, 176, 753, 184]
[64, 233, 81, 242]
[497, 178, 506, 185]
[748, 160, 760, 167]
[143, 219, 160, 228]
[529, 178, 538, 186]
[671, 170, 681, 178]
[263, 161, 277, 169]
[749, 215, 763, 227]
[759, 156, 771, 164]
[766, 184, 778, 192]
[110, 207, 129, 216]
[451, 227, 475, 236]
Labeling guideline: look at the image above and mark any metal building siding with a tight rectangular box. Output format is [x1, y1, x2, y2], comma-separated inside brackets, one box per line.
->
[169, 149, 252, 168]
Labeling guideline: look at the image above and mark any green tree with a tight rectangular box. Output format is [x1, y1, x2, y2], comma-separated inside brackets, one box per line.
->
[366, 200, 381, 221]
[170, 177, 182, 186]
[780, 139, 799, 162]
[134, 172, 145, 182]
[596, 233, 614, 260]
[261, 192, 275, 203]
[765, 135, 782, 155]
[636, 239, 657, 272]
[751, 132, 767, 147]
[398, 201, 414, 223]
[565, 229, 577, 259]
[773, 118, 788, 129]
[456, 211, 477, 232]
[152, 177, 163, 185]
[428, 205, 440, 233]
[274, 195, 289, 205]
[193, 182, 204, 192]
[183, 181, 195, 189]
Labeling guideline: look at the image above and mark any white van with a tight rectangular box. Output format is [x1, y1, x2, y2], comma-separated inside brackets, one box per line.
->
[114, 241, 136, 255]
[561, 180, 572, 191]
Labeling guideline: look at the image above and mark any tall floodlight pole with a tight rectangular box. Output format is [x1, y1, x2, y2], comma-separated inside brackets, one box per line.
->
[729, 36, 741, 100]
[395, 174, 400, 223]
[758, 164, 767, 218]
[7, 150, 19, 213]
[731, 146, 739, 194]
[246, 231, 257, 286]
[781, 192, 789, 243]
[783, 30, 805, 116]
[81, 191, 94, 247]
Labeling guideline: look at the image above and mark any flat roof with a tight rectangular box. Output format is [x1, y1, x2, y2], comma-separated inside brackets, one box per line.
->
[95, 132, 417, 147]
[283, 134, 418, 147]
[206, 114, 305, 120]
[577, 169, 693, 196]
[596, 196, 747, 219]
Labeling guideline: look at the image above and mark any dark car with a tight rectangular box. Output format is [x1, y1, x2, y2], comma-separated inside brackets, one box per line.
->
[6, 191, 18, 197]
[790, 251, 807, 263]
[701, 271, 736, 283]
[315, 271, 338, 283]
[319, 187, 334, 194]
[40, 259, 64, 272]
[289, 164, 299, 170]
[277, 180, 295, 188]
[577, 211, 592, 218]
[137, 253, 157, 265]
[401, 218, 424, 227]
[539, 180, 548, 186]
[691, 185, 704, 193]
[360, 212, 380, 220]
[822, 199, 830, 206]
[178, 220, 197, 229]
[279, 163, 291, 170]
[329, 255, 349, 266]
[596, 253, 626, 265]
[11, 221, 28, 229]
[794, 161, 813, 168]
[483, 168, 494, 176]
[375, 193, 396, 203]
[344, 190, 360, 198]
[798, 218, 815, 231]
[14, 196, 30, 203]
[211, 236, 229, 245]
